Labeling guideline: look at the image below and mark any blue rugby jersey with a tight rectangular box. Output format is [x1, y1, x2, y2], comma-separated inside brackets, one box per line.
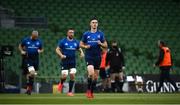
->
[81, 30, 105, 59]
[21, 37, 42, 58]
[58, 38, 80, 64]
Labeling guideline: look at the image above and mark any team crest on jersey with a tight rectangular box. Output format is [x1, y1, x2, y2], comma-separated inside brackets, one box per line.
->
[65, 43, 68, 46]
[27, 42, 30, 45]
[36, 42, 40, 45]
[74, 43, 77, 47]
[97, 35, 100, 38]
[87, 36, 90, 39]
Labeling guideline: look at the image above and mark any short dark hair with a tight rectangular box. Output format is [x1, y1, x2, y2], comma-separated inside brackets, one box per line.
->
[67, 28, 74, 31]
[90, 17, 98, 22]
[159, 40, 166, 46]
[111, 40, 117, 44]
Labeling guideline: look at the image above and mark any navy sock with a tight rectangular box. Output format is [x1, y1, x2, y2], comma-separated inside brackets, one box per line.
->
[87, 78, 92, 90]
[69, 80, 74, 92]
[27, 76, 34, 91]
[118, 81, 124, 92]
[111, 82, 116, 92]
[91, 80, 97, 93]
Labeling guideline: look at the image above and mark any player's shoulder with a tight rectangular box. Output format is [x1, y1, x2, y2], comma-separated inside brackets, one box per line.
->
[73, 39, 79, 43]
[97, 30, 104, 35]
[83, 31, 91, 35]
[59, 38, 67, 42]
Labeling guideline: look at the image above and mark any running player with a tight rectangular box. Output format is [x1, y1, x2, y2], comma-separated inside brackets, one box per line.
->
[56, 28, 84, 96]
[80, 17, 108, 98]
[19, 30, 43, 95]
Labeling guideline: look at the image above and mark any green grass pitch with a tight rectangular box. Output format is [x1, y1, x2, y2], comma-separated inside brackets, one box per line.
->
[0, 93, 180, 104]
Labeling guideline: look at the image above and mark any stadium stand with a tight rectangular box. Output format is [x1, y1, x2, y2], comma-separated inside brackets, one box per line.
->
[1, 0, 180, 82]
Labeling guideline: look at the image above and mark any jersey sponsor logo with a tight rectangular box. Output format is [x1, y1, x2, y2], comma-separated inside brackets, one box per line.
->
[28, 46, 38, 49]
[36, 42, 40, 45]
[65, 47, 76, 50]
[87, 40, 99, 43]
[74, 43, 77, 47]
[97, 35, 100, 38]
[87, 36, 90, 39]
[27, 41, 30, 45]
[65, 43, 68, 46]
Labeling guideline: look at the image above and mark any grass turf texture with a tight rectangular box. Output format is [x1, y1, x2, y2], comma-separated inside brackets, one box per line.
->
[0, 93, 180, 104]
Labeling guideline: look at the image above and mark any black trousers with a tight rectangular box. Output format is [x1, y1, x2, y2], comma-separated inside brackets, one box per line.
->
[157, 66, 178, 92]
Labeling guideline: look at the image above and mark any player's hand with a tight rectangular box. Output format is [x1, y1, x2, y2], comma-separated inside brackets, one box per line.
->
[153, 64, 156, 67]
[122, 66, 125, 70]
[97, 40, 102, 46]
[60, 55, 66, 59]
[21, 50, 26, 55]
[84, 45, 90, 49]
[38, 49, 43, 53]
[105, 65, 110, 70]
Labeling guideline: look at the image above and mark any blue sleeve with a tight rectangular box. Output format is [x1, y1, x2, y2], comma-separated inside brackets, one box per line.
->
[100, 32, 105, 43]
[77, 41, 80, 49]
[58, 39, 63, 49]
[81, 33, 87, 43]
[39, 40, 43, 49]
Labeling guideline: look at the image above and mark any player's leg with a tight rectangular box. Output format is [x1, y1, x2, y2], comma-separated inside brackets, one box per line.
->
[26, 74, 32, 95]
[58, 69, 68, 92]
[67, 68, 77, 96]
[106, 69, 111, 92]
[25, 59, 38, 95]
[100, 68, 106, 92]
[90, 58, 101, 98]
[22, 57, 31, 95]
[156, 68, 165, 93]
[85, 58, 94, 98]
[110, 73, 116, 92]
[86, 64, 94, 98]
[21, 58, 30, 94]
[165, 67, 178, 92]
[91, 69, 99, 95]
[117, 71, 124, 93]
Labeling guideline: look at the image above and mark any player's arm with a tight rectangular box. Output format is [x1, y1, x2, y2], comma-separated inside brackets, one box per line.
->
[55, 46, 66, 59]
[18, 44, 26, 55]
[98, 40, 108, 48]
[155, 49, 164, 66]
[80, 41, 90, 49]
[38, 48, 44, 53]
[118, 48, 125, 70]
[78, 48, 84, 58]
[38, 40, 44, 53]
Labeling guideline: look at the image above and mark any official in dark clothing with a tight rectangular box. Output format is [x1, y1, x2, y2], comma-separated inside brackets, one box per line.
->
[155, 40, 178, 93]
[106, 41, 125, 93]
